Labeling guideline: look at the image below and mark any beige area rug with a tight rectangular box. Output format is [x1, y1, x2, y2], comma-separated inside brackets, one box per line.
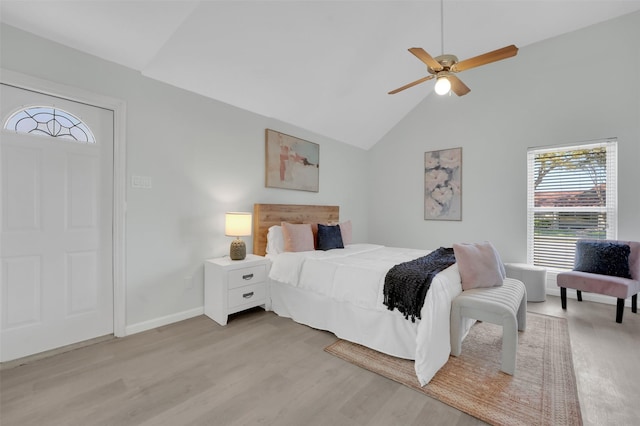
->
[325, 313, 582, 426]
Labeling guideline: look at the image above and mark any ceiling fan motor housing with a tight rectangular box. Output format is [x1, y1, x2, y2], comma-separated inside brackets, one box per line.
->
[428, 54, 459, 74]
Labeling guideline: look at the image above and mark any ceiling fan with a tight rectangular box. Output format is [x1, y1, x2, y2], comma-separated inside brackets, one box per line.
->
[388, 0, 518, 96]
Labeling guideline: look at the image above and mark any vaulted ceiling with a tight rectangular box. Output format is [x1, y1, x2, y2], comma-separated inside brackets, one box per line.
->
[2, 1, 640, 149]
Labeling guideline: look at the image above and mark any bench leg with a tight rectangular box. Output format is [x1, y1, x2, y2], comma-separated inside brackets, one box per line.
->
[517, 293, 527, 331]
[616, 299, 624, 323]
[501, 316, 517, 375]
[560, 287, 567, 309]
[450, 304, 463, 356]
[633, 294, 637, 314]
[577, 290, 582, 302]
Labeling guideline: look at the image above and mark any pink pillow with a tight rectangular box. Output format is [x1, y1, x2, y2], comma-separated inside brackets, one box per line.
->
[339, 220, 352, 245]
[281, 222, 314, 252]
[303, 222, 320, 248]
[304, 220, 353, 247]
[453, 242, 505, 290]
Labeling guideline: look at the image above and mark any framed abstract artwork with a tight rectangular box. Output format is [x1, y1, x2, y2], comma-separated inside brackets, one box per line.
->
[265, 129, 319, 192]
[424, 147, 462, 220]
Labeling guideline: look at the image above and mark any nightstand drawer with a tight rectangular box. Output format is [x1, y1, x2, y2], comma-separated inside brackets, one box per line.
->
[228, 282, 267, 309]
[228, 265, 266, 289]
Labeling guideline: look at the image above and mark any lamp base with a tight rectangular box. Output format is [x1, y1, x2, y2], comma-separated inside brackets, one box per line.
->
[230, 239, 246, 260]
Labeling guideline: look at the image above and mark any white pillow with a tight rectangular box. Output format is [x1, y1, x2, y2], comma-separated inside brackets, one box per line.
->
[266, 225, 284, 256]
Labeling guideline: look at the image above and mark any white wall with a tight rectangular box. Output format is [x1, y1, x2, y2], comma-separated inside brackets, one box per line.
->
[1, 24, 370, 329]
[2, 10, 639, 331]
[368, 12, 640, 266]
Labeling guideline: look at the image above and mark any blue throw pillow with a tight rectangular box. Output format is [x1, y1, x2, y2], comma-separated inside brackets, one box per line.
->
[317, 224, 344, 251]
[573, 241, 631, 278]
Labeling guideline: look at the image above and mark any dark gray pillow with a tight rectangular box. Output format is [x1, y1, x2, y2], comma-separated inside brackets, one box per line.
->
[317, 224, 344, 251]
[574, 241, 631, 278]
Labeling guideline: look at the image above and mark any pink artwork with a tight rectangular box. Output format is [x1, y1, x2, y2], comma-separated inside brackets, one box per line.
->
[266, 129, 319, 192]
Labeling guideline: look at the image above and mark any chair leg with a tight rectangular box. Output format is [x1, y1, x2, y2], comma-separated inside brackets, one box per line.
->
[560, 287, 567, 309]
[576, 290, 582, 302]
[632, 294, 637, 314]
[616, 299, 624, 323]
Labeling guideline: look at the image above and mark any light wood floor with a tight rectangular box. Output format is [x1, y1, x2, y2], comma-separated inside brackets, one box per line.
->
[1, 296, 639, 426]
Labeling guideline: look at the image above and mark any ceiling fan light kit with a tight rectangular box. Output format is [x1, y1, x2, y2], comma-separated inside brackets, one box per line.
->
[389, 0, 518, 97]
[434, 74, 452, 95]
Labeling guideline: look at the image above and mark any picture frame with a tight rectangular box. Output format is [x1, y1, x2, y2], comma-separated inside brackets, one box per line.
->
[265, 129, 319, 192]
[424, 147, 462, 221]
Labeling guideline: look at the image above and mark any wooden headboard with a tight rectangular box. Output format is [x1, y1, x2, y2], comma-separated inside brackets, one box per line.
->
[253, 203, 339, 256]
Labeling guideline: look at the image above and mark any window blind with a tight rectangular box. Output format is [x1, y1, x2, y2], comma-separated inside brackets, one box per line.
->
[527, 139, 617, 270]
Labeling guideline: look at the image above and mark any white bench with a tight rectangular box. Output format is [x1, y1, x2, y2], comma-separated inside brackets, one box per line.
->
[450, 278, 527, 375]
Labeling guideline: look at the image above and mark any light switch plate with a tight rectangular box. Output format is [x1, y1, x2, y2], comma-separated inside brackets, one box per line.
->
[131, 175, 152, 189]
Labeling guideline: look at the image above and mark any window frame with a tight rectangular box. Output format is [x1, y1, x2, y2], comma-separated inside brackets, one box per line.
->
[3, 105, 96, 143]
[526, 139, 618, 270]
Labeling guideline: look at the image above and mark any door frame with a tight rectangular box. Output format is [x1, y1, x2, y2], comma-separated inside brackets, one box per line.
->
[1, 68, 127, 337]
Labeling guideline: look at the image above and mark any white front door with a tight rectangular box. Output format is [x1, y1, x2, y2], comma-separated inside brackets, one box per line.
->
[0, 83, 114, 361]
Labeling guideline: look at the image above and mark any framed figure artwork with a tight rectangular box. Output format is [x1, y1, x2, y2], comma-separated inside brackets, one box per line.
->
[424, 147, 462, 220]
[265, 129, 319, 192]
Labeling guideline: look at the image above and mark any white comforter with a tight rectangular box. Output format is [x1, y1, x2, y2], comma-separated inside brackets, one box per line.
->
[268, 244, 464, 385]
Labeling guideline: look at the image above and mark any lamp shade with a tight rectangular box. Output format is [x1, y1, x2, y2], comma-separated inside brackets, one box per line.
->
[225, 212, 252, 237]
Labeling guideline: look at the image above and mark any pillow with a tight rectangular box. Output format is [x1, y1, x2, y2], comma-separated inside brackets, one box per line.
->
[303, 222, 321, 248]
[453, 242, 505, 290]
[574, 241, 631, 278]
[339, 220, 352, 245]
[281, 222, 314, 252]
[491, 243, 507, 279]
[266, 225, 284, 256]
[303, 220, 352, 247]
[317, 224, 344, 251]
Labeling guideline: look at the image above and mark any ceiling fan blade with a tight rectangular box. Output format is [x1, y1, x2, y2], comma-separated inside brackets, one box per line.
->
[451, 45, 518, 73]
[448, 74, 470, 96]
[388, 75, 435, 94]
[408, 48, 443, 71]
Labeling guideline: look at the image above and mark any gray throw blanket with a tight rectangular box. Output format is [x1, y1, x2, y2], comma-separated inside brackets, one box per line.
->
[383, 247, 456, 322]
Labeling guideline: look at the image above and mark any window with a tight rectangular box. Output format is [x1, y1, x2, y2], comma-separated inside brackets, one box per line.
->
[527, 139, 617, 270]
[3, 106, 96, 143]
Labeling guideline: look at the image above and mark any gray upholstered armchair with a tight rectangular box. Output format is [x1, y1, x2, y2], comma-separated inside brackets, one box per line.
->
[557, 239, 640, 323]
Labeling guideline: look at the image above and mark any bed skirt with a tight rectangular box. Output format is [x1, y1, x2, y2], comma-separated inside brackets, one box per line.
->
[267, 265, 473, 386]
[269, 279, 419, 359]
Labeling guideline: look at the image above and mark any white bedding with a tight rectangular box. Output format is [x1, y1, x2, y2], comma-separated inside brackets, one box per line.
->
[267, 243, 471, 385]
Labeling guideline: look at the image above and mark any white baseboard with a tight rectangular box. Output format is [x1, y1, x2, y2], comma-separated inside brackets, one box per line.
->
[125, 307, 204, 336]
[122, 283, 632, 336]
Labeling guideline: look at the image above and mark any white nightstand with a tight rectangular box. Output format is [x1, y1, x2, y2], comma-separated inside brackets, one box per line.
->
[204, 254, 270, 326]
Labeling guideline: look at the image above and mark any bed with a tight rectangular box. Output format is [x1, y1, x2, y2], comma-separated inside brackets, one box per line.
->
[253, 203, 472, 385]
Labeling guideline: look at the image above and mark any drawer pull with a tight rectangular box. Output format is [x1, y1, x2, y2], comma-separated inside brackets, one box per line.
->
[242, 273, 254, 280]
[242, 292, 254, 299]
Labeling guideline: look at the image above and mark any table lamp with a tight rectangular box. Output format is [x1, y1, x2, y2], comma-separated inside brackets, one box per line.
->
[225, 212, 252, 260]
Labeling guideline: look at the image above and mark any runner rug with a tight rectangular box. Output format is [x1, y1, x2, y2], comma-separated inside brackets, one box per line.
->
[325, 313, 582, 426]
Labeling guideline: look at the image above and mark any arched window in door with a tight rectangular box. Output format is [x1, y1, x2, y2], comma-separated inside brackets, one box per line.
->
[3, 106, 96, 143]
